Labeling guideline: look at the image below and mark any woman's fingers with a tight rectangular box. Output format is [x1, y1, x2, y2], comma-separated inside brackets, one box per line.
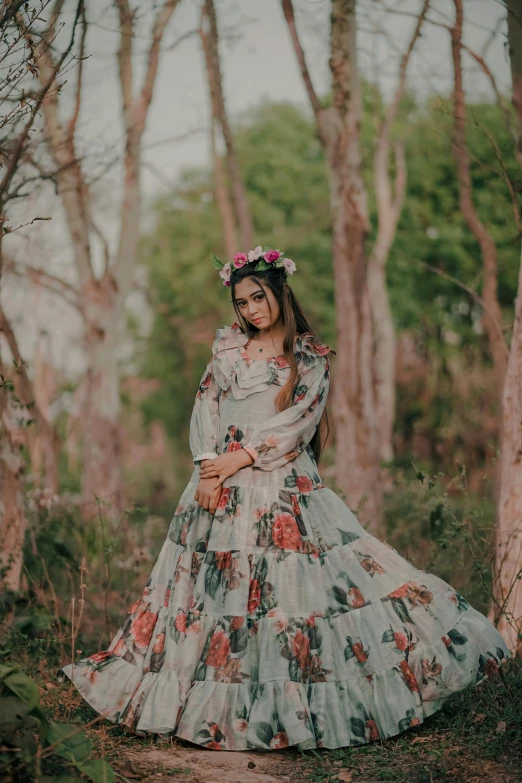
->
[200, 468, 218, 478]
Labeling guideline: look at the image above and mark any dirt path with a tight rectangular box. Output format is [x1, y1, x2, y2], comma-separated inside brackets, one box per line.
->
[115, 746, 305, 783]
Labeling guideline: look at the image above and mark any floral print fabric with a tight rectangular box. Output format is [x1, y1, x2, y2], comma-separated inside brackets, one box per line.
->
[60, 323, 511, 751]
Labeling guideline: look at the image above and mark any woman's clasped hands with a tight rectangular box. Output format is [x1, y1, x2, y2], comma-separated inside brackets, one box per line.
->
[194, 449, 254, 514]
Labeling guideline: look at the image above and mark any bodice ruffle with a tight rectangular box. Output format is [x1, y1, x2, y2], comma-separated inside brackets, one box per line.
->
[211, 323, 334, 400]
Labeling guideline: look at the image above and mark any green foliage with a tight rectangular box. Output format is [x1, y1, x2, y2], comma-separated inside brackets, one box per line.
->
[0, 663, 114, 782]
[139, 96, 519, 490]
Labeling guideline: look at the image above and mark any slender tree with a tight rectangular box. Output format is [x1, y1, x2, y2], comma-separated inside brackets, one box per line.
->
[200, 0, 253, 253]
[23, 0, 179, 519]
[368, 0, 429, 463]
[0, 0, 80, 590]
[493, 0, 522, 655]
[451, 0, 508, 393]
[281, 0, 383, 531]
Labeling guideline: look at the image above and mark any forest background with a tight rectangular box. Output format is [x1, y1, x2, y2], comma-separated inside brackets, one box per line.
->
[0, 1, 521, 781]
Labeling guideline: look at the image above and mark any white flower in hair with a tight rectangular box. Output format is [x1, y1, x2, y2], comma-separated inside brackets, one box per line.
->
[283, 257, 296, 275]
[248, 245, 263, 262]
[219, 262, 232, 286]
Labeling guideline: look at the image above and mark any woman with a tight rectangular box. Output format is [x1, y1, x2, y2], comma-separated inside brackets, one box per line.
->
[60, 246, 510, 751]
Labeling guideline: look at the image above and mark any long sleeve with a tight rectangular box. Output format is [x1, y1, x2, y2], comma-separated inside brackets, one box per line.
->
[189, 359, 221, 465]
[242, 353, 330, 471]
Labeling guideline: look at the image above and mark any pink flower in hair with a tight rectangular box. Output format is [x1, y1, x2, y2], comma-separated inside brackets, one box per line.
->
[283, 257, 296, 275]
[233, 253, 247, 268]
[264, 250, 280, 263]
[219, 262, 232, 286]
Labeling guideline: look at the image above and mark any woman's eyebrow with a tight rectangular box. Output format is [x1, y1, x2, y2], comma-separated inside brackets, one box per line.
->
[237, 289, 264, 302]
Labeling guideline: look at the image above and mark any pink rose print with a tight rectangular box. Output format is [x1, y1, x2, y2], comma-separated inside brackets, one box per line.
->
[230, 615, 244, 632]
[152, 633, 165, 654]
[366, 719, 380, 740]
[175, 614, 187, 633]
[442, 635, 452, 648]
[215, 551, 233, 571]
[206, 741, 223, 750]
[272, 512, 303, 551]
[217, 488, 230, 512]
[399, 660, 420, 692]
[296, 475, 313, 492]
[351, 641, 368, 663]
[388, 584, 409, 599]
[112, 638, 126, 656]
[410, 717, 421, 726]
[485, 658, 498, 677]
[270, 731, 289, 749]
[394, 632, 408, 652]
[227, 440, 242, 452]
[88, 650, 113, 664]
[206, 629, 230, 669]
[348, 587, 366, 608]
[130, 610, 158, 649]
[248, 579, 261, 614]
[293, 628, 311, 669]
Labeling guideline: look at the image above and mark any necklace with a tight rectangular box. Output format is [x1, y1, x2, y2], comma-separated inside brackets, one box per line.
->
[255, 334, 284, 354]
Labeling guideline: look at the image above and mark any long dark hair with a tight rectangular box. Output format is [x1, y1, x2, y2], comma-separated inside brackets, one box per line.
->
[229, 262, 330, 464]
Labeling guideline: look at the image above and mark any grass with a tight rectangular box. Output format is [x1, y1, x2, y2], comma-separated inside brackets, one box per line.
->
[297, 659, 522, 783]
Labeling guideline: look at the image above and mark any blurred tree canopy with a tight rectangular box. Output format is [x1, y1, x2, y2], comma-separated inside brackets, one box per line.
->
[138, 96, 519, 489]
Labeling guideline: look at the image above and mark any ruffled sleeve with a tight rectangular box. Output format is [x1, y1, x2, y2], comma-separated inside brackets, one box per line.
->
[188, 327, 229, 465]
[242, 334, 334, 471]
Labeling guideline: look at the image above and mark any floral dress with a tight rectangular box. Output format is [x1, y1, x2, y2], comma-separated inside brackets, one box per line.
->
[60, 323, 510, 751]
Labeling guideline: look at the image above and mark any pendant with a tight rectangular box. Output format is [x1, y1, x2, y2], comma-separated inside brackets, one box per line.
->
[259, 347, 263, 352]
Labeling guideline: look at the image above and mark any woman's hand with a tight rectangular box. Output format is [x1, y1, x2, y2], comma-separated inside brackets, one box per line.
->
[194, 477, 222, 514]
[199, 449, 254, 485]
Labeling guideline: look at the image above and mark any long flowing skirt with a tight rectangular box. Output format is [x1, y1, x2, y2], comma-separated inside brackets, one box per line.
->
[60, 470, 510, 751]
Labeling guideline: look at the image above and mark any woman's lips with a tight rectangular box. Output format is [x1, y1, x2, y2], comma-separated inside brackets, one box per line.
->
[252, 317, 263, 324]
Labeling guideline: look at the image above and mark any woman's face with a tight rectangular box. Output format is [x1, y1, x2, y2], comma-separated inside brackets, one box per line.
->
[234, 277, 281, 330]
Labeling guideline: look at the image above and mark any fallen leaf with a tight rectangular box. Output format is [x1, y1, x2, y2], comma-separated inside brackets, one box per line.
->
[247, 761, 256, 769]
[411, 735, 433, 743]
[336, 772, 353, 783]
[472, 713, 486, 724]
[496, 720, 507, 734]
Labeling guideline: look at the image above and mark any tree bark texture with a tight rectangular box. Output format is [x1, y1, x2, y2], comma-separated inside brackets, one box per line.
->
[282, 0, 382, 533]
[30, 1, 178, 519]
[451, 0, 508, 394]
[0, 358, 26, 592]
[507, 0, 522, 166]
[369, 0, 429, 463]
[492, 0, 522, 655]
[200, 8, 239, 259]
[201, 0, 254, 252]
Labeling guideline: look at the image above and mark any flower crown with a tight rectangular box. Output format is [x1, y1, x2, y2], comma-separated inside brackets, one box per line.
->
[211, 246, 297, 287]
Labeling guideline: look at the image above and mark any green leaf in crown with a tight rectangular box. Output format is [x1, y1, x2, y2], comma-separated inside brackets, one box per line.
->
[211, 253, 224, 270]
[254, 259, 272, 272]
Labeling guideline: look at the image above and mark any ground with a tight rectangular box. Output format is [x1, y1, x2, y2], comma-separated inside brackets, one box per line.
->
[38, 659, 522, 783]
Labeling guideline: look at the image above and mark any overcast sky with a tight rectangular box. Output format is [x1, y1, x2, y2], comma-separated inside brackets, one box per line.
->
[5, 0, 514, 376]
[80, 0, 512, 202]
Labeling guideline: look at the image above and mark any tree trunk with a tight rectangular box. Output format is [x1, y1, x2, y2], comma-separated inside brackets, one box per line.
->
[369, 1, 428, 464]
[200, 10, 239, 259]
[80, 273, 122, 518]
[211, 118, 238, 259]
[493, 247, 522, 654]
[492, 0, 522, 655]
[0, 363, 27, 592]
[282, 0, 383, 532]
[0, 308, 59, 495]
[507, 0, 522, 166]
[451, 0, 508, 392]
[30, 1, 178, 519]
[201, 0, 253, 251]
